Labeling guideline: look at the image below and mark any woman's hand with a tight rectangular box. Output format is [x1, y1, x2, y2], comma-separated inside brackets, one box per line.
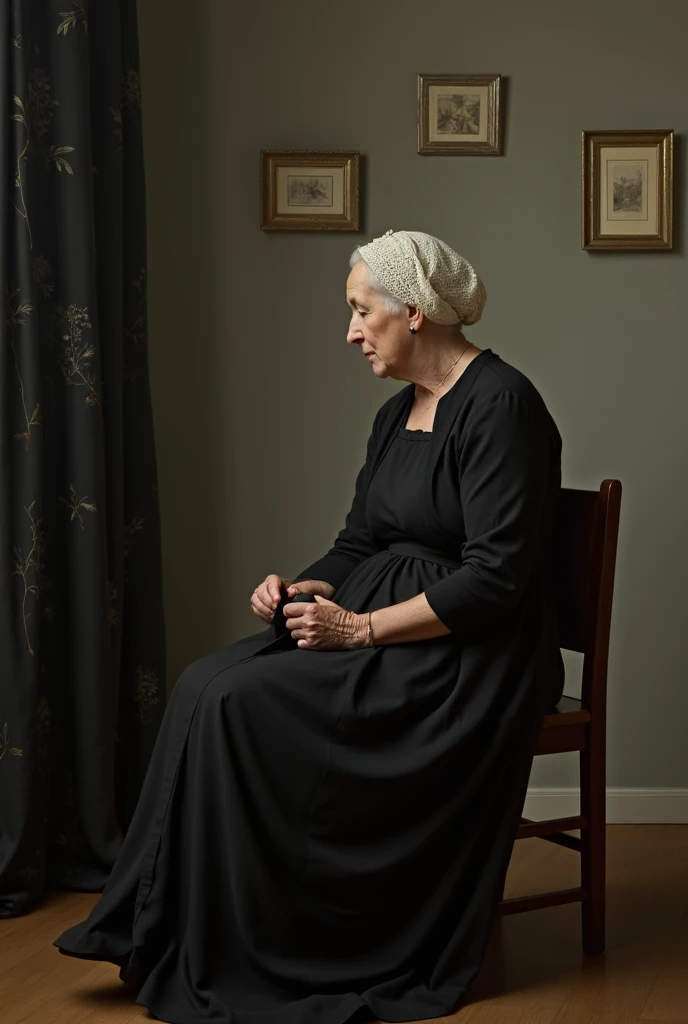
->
[287, 579, 336, 601]
[250, 575, 336, 624]
[285, 595, 367, 651]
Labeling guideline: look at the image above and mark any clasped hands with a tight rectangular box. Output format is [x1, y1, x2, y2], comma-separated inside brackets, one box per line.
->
[250, 574, 370, 651]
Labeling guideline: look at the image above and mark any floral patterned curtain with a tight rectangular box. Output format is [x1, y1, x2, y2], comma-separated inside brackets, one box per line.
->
[0, 0, 166, 916]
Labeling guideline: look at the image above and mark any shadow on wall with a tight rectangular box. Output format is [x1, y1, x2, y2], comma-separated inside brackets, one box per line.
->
[140, 4, 234, 685]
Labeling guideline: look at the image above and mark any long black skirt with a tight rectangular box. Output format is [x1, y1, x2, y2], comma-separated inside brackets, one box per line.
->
[54, 545, 558, 1024]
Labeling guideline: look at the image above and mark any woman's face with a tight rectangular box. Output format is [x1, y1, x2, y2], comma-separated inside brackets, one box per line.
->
[346, 260, 412, 378]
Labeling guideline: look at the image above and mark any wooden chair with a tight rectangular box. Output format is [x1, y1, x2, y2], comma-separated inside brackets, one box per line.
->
[497, 479, 622, 955]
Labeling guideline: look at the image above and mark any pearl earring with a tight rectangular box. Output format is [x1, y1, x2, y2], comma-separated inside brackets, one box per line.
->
[409, 326, 416, 334]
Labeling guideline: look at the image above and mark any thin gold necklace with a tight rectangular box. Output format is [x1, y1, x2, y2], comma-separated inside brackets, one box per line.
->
[422, 341, 472, 408]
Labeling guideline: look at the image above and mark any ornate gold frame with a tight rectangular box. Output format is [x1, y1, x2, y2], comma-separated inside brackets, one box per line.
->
[582, 130, 673, 251]
[417, 74, 502, 156]
[260, 150, 360, 231]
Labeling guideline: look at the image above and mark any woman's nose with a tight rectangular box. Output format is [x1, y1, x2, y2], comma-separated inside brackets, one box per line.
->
[346, 326, 362, 345]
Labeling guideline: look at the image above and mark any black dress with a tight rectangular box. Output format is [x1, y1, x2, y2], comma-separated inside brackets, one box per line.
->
[55, 348, 565, 1024]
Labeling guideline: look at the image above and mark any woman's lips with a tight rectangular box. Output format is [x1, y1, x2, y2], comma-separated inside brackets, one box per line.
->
[366, 352, 375, 358]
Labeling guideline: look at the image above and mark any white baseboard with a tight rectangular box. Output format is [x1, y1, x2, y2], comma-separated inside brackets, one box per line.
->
[524, 787, 688, 824]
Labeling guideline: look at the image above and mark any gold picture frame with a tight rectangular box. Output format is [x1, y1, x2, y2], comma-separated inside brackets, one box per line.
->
[582, 130, 673, 251]
[417, 74, 502, 156]
[260, 150, 360, 231]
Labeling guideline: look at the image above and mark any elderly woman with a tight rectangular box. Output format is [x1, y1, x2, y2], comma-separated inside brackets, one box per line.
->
[55, 231, 564, 1024]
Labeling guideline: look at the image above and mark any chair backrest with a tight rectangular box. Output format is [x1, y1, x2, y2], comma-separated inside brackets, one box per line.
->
[552, 480, 622, 710]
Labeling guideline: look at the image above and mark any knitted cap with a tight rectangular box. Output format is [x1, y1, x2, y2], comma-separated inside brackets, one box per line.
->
[357, 229, 486, 326]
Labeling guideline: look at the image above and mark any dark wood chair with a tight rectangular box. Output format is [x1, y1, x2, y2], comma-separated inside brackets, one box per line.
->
[497, 479, 622, 955]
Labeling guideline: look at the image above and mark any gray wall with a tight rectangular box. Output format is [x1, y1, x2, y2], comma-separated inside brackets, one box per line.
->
[138, 0, 688, 789]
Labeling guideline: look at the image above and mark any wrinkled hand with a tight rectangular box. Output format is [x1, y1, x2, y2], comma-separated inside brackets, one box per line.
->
[285, 595, 367, 651]
[250, 576, 336, 625]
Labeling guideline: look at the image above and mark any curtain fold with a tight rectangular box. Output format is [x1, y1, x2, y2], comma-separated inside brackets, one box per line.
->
[0, 0, 166, 917]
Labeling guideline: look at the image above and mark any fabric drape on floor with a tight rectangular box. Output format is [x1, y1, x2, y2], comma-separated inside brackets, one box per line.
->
[0, 0, 165, 916]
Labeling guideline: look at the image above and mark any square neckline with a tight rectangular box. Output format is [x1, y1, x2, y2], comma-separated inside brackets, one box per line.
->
[400, 348, 494, 437]
[397, 426, 432, 440]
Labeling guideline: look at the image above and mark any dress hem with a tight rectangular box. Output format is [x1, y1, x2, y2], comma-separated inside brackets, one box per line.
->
[53, 937, 466, 1024]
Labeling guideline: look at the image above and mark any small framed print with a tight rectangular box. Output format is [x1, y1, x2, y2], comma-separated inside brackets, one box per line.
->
[417, 74, 502, 156]
[582, 130, 673, 251]
[260, 150, 359, 231]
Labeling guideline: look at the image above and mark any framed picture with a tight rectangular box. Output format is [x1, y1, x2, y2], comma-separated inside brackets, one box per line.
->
[260, 150, 360, 231]
[582, 130, 673, 251]
[417, 74, 502, 156]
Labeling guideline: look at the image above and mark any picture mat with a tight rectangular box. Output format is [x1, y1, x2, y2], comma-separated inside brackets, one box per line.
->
[599, 146, 658, 236]
[428, 84, 489, 143]
[276, 165, 345, 216]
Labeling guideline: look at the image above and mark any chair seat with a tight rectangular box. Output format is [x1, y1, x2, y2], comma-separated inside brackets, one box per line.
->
[536, 694, 591, 755]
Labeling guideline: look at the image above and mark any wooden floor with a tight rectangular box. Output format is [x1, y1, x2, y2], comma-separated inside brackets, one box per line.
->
[1, 825, 687, 1024]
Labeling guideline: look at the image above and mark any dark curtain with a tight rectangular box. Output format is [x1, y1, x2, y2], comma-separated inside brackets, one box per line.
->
[0, 0, 166, 916]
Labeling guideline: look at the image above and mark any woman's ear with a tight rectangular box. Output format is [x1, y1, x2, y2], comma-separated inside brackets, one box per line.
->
[405, 305, 423, 333]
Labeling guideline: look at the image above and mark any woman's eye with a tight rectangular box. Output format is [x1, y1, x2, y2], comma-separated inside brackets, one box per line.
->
[358, 310, 368, 317]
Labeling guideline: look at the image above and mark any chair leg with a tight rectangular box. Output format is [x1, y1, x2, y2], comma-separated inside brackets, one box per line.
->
[580, 727, 606, 954]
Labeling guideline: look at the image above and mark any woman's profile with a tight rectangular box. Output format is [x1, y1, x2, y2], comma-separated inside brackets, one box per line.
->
[55, 229, 565, 1024]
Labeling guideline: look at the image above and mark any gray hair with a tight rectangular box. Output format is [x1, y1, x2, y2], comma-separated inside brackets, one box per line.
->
[349, 249, 406, 315]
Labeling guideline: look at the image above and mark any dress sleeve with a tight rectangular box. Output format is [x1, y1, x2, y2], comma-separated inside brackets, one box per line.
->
[424, 389, 557, 635]
[292, 414, 382, 592]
